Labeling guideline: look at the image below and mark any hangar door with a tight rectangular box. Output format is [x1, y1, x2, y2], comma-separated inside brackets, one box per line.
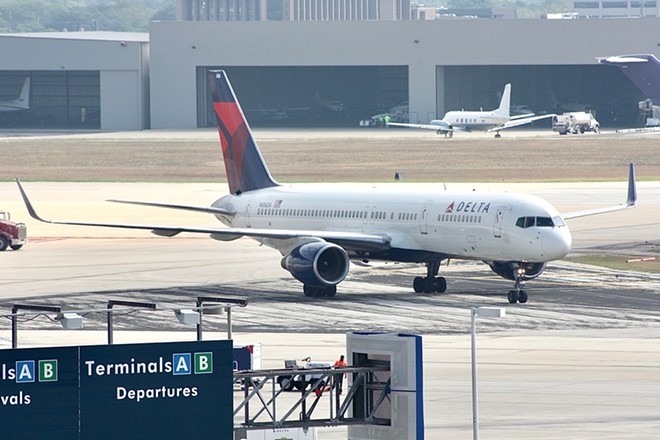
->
[441, 65, 643, 126]
[0, 71, 100, 129]
[196, 66, 407, 128]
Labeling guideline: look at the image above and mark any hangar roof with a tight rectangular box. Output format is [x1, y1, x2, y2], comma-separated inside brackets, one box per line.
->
[0, 31, 148, 43]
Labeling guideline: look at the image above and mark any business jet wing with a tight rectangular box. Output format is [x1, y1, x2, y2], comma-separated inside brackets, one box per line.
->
[387, 122, 453, 131]
[16, 180, 391, 251]
[488, 113, 556, 132]
[509, 112, 536, 120]
[561, 163, 637, 219]
[387, 120, 455, 135]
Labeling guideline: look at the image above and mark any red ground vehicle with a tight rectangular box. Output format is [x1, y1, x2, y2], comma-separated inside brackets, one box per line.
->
[0, 211, 26, 251]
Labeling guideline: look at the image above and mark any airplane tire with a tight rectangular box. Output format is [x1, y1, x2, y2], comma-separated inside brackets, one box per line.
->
[325, 285, 337, 297]
[507, 290, 519, 304]
[435, 277, 447, 293]
[518, 290, 528, 303]
[413, 277, 424, 293]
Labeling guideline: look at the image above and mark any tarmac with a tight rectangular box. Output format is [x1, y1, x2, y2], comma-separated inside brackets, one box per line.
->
[0, 129, 659, 439]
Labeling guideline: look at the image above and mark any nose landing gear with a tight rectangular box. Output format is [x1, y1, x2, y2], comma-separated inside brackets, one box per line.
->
[508, 266, 528, 304]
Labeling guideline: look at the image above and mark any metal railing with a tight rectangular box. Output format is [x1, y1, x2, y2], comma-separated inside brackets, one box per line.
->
[234, 364, 391, 432]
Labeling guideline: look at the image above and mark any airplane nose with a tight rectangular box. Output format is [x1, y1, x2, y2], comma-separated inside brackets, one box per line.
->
[542, 229, 572, 260]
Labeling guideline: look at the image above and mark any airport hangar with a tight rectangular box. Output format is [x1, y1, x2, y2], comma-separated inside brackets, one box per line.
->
[1, 18, 659, 131]
[0, 32, 149, 130]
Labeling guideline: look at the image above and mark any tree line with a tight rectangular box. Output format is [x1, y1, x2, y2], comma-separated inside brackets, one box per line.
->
[0, 0, 174, 33]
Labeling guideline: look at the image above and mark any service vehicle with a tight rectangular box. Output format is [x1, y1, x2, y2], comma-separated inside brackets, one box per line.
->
[277, 358, 333, 391]
[553, 112, 600, 135]
[233, 344, 262, 388]
[0, 211, 26, 251]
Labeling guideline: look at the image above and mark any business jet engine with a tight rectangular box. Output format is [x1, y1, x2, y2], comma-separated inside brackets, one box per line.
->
[281, 242, 350, 297]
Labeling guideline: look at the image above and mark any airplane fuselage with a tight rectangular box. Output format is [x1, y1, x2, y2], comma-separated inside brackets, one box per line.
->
[212, 185, 572, 264]
[439, 111, 510, 131]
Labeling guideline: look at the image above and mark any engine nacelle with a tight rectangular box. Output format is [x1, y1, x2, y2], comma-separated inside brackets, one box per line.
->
[487, 261, 547, 281]
[281, 242, 350, 287]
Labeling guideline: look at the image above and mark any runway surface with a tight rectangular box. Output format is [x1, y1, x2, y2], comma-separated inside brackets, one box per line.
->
[0, 129, 659, 439]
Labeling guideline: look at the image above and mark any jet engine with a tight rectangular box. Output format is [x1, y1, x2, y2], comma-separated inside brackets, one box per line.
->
[486, 261, 547, 281]
[281, 242, 350, 287]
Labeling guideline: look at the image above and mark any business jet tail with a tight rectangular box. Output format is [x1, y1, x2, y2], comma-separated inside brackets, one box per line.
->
[1, 77, 30, 111]
[494, 83, 511, 118]
[15, 77, 30, 109]
[208, 70, 279, 195]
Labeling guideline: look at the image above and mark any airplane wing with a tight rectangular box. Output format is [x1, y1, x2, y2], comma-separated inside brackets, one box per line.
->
[561, 163, 637, 219]
[16, 180, 391, 252]
[510, 112, 536, 120]
[107, 199, 236, 216]
[489, 113, 556, 131]
[387, 122, 453, 131]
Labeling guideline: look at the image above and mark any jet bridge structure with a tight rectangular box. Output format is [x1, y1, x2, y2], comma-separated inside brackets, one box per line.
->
[234, 332, 424, 440]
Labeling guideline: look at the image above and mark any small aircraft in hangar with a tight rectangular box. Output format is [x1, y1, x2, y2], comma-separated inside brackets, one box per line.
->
[0, 77, 30, 112]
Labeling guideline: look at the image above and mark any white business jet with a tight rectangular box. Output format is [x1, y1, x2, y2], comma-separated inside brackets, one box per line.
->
[388, 83, 554, 137]
[16, 71, 636, 304]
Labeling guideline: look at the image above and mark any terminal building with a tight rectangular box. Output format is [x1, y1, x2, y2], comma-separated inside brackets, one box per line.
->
[0, 16, 658, 130]
[573, 0, 660, 18]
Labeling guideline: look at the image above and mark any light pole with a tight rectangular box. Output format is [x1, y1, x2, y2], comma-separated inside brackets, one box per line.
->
[471, 306, 506, 440]
[107, 300, 156, 344]
[195, 296, 247, 341]
[11, 304, 61, 348]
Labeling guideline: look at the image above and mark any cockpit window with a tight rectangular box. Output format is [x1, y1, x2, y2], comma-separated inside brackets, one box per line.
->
[516, 216, 535, 228]
[536, 217, 554, 227]
[516, 216, 564, 228]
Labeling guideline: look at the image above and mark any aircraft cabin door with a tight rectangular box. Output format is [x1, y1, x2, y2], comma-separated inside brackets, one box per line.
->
[245, 197, 253, 228]
[493, 205, 507, 238]
[420, 200, 433, 235]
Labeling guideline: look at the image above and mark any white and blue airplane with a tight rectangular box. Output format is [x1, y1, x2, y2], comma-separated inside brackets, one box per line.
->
[388, 83, 554, 138]
[16, 71, 637, 304]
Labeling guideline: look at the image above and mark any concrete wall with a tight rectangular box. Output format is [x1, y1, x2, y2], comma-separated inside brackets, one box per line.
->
[150, 18, 660, 128]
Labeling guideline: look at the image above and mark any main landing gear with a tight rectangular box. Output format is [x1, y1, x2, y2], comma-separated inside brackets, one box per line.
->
[507, 268, 528, 304]
[413, 261, 447, 293]
[303, 284, 337, 298]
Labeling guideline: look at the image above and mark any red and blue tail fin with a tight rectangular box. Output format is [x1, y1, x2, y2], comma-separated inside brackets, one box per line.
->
[208, 70, 278, 195]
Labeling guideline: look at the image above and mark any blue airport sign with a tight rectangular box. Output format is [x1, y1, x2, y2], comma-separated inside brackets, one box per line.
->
[80, 340, 232, 439]
[0, 340, 233, 439]
[0, 346, 79, 438]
